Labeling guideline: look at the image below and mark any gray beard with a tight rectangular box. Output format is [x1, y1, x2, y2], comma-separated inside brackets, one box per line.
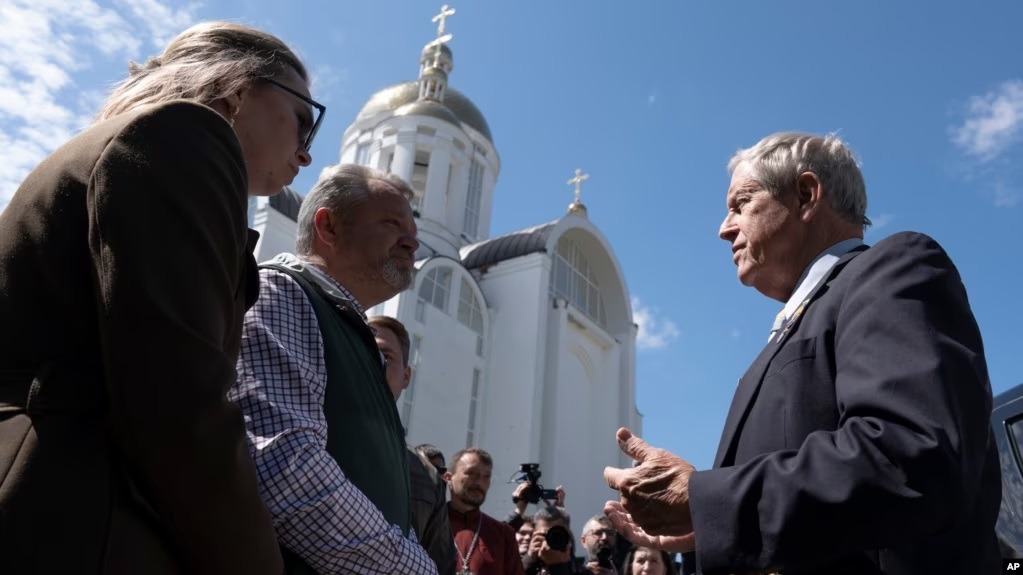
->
[358, 258, 413, 293]
[380, 258, 413, 291]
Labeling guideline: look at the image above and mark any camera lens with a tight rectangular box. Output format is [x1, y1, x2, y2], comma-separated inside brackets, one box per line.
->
[544, 525, 570, 552]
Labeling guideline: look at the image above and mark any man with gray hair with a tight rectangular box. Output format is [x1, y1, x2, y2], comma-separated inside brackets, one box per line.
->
[604, 132, 1001, 574]
[230, 164, 437, 574]
[579, 515, 618, 574]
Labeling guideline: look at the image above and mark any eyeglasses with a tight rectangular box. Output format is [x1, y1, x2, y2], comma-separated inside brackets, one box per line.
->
[266, 78, 326, 152]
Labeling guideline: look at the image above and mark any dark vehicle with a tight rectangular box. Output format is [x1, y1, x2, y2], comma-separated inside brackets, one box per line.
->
[993, 382, 1023, 558]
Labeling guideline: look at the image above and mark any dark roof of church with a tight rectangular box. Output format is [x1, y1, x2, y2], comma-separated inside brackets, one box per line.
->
[269, 186, 303, 222]
[462, 221, 557, 270]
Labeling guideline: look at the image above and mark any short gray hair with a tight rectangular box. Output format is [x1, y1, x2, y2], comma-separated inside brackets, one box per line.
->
[98, 21, 306, 121]
[534, 505, 571, 529]
[728, 132, 870, 228]
[295, 164, 414, 255]
[582, 514, 612, 535]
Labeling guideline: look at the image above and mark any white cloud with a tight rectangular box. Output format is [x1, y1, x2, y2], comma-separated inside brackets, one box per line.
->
[310, 63, 348, 104]
[952, 79, 1023, 162]
[0, 0, 197, 213]
[994, 182, 1021, 208]
[868, 212, 894, 231]
[730, 328, 741, 339]
[632, 296, 680, 350]
[113, 0, 199, 48]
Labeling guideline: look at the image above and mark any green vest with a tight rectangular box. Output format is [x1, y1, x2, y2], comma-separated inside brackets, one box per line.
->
[262, 263, 412, 535]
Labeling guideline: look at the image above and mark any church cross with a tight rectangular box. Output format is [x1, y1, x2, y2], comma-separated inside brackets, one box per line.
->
[432, 4, 456, 38]
[567, 168, 590, 204]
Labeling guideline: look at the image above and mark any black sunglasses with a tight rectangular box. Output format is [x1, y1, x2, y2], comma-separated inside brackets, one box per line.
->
[266, 78, 326, 152]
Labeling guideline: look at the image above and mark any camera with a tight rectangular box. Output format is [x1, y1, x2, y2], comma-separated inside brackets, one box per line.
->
[596, 547, 614, 569]
[515, 463, 558, 505]
[544, 524, 571, 552]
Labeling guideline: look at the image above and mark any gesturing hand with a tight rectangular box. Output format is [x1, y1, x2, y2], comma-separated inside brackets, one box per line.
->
[603, 427, 697, 537]
[603, 501, 695, 553]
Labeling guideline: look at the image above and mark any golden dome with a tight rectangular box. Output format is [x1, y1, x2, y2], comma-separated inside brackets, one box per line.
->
[355, 81, 493, 142]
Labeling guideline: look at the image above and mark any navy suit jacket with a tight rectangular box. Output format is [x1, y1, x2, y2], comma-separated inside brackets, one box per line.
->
[686, 232, 1001, 575]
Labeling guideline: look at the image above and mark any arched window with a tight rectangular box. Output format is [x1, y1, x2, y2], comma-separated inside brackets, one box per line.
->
[551, 237, 607, 328]
[457, 278, 484, 334]
[418, 267, 451, 312]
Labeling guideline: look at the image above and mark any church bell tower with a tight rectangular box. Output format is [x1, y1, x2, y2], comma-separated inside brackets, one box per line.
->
[340, 5, 500, 260]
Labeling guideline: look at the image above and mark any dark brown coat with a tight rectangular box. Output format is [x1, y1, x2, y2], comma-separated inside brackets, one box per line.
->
[0, 101, 283, 574]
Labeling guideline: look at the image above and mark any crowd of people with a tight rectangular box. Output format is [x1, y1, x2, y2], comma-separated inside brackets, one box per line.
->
[0, 18, 1005, 575]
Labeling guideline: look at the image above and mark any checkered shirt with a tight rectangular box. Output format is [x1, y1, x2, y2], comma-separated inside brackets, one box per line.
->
[230, 254, 437, 575]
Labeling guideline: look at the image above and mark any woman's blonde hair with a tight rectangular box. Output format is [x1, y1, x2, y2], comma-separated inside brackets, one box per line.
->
[98, 21, 307, 120]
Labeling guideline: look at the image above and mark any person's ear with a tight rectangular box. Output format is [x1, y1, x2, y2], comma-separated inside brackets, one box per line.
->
[215, 86, 250, 126]
[402, 366, 412, 390]
[313, 207, 341, 248]
[795, 172, 824, 223]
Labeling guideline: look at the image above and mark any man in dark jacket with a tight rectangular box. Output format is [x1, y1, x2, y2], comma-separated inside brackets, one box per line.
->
[604, 132, 1001, 574]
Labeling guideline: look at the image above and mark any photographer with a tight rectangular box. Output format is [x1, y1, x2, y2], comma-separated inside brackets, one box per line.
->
[523, 506, 580, 575]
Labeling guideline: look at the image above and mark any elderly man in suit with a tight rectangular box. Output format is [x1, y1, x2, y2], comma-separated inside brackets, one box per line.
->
[604, 132, 1001, 574]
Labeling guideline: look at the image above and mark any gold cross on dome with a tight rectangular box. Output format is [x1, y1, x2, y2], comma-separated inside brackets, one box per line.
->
[432, 4, 456, 38]
[567, 168, 590, 204]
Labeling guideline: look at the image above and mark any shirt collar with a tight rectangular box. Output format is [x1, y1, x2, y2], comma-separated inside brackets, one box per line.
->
[267, 253, 367, 320]
[780, 238, 865, 322]
[448, 503, 483, 525]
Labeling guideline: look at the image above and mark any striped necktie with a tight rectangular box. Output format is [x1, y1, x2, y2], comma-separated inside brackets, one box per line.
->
[767, 309, 786, 343]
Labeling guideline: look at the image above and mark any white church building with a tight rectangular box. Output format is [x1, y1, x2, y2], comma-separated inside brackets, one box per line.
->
[249, 17, 641, 530]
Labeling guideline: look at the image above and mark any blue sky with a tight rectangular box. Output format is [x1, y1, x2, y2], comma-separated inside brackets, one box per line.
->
[2, 0, 1021, 474]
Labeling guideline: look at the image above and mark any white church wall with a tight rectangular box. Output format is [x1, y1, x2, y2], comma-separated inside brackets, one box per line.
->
[478, 167, 496, 241]
[252, 202, 299, 263]
[539, 303, 626, 537]
[473, 253, 550, 519]
[543, 220, 642, 483]
[376, 260, 491, 468]
[404, 302, 482, 456]
[620, 323, 643, 445]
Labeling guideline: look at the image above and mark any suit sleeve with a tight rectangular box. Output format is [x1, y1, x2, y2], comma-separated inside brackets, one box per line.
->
[87, 102, 283, 574]
[688, 232, 994, 573]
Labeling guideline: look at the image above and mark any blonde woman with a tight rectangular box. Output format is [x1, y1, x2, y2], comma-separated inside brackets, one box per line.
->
[0, 21, 320, 574]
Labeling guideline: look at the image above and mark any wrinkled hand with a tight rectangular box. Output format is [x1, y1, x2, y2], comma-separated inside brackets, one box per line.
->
[603, 427, 696, 537]
[603, 501, 695, 553]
